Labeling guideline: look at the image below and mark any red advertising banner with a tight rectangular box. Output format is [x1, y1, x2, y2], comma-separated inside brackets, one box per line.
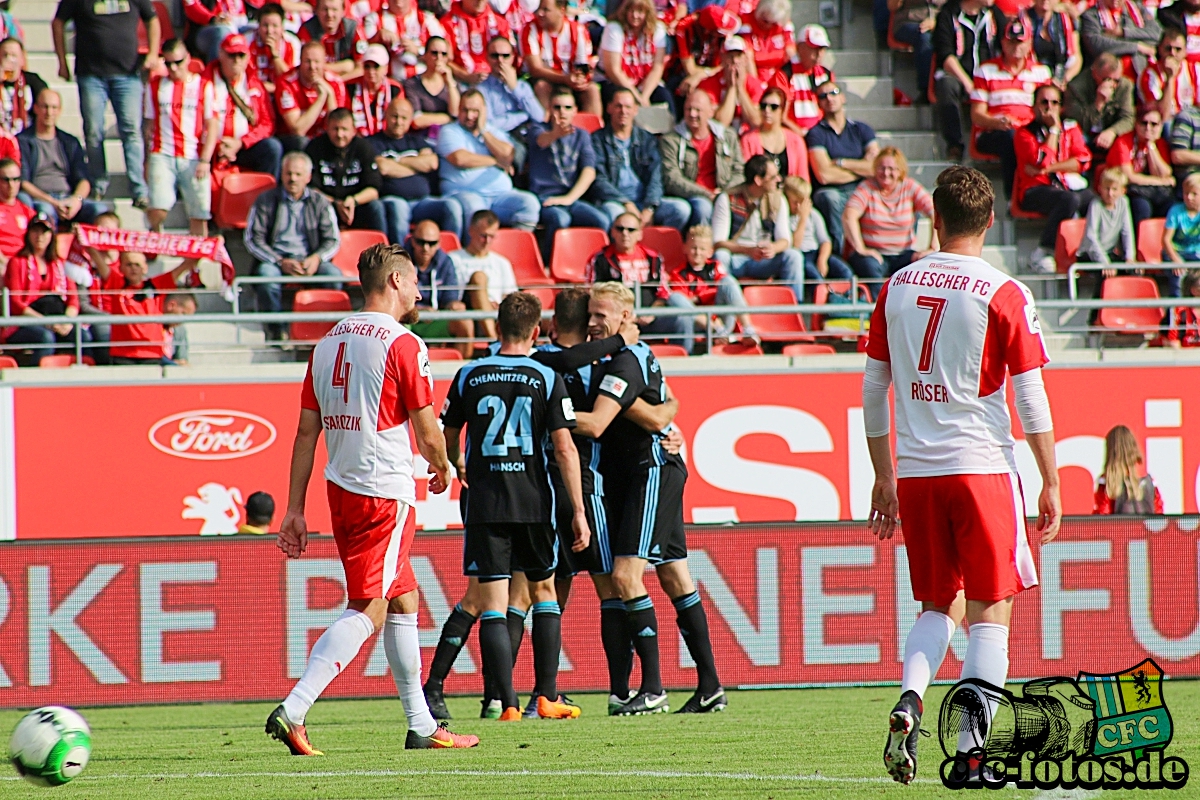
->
[0, 520, 1197, 709]
[4, 366, 1200, 539]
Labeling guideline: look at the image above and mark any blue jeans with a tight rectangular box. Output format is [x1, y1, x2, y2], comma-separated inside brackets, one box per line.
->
[893, 22, 935, 99]
[538, 200, 610, 263]
[77, 73, 147, 200]
[448, 189, 540, 244]
[381, 195, 463, 245]
[801, 249, 854, 301]
[848, 250, 916, 283]
[197, 24, 240, 62]
[6, 324, 91, 367]
[718, 248, 806, 302]
[812, 183, 859, 257]
[599, 198, 692, 233]
[235, 137, 284, 182]
[18, 191, 108, 228]
[659, 275, 752, 354]
[254, 259, 344, 337]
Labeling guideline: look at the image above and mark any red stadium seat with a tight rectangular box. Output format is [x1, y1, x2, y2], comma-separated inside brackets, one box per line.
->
[642, 226, 686, 273]
[782, 343, 836, 355]
[550, 228, 608, 283]
[1054, 218, 1087, 273]
[440, 230, 462, 253]
[969, 134, 1000, 163]
[1137, 218, 1165, 263]
[332, 230, 388, 278]
[0, 355, 17, 369]
[426, 347, 464, 361]
[38, 355, 95, 368]
[137, 1, 175, 56]
[213, 173, 276, 230]
[712, 341, 764, 355]
[1097, 276, 1164, 334]
[575, 113, 603, 133]
[1010, 193, 1044, 220]
[743, 284, 814, 343]
[492, 229, 550, 285]
[524, 285, 559, 309]
[290, 289, 352, 342]
[650, 344, 689, 358]
[812, 280, 872, 331]
[886, 11, 913, 52]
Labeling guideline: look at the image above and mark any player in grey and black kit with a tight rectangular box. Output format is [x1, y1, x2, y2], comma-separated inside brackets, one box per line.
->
[574, 281, 726, 716]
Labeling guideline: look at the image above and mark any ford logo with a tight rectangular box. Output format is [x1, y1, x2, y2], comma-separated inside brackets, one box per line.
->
[148, 409, 277, 461]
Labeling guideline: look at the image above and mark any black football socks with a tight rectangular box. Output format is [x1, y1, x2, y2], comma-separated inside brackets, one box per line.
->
[600, 598, 633, 698]
[673, 591, 720, 695]
[625, 595, 663, 695]
[426, 603, 476, 690]
[479, 611, 519, 710]
[530, 601, 562, 700]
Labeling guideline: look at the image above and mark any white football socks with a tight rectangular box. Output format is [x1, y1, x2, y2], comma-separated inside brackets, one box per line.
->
[956, 622, 1010, 754]
[900, 611, 956, 700]
[282, 609, 376, 725]
[385, 613, 438, 737]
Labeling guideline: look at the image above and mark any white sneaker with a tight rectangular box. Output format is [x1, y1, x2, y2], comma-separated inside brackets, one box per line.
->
[1027, 247, 1056, 274]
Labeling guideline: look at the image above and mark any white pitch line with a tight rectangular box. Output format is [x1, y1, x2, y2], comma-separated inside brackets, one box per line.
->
[1, 768, 941, 785]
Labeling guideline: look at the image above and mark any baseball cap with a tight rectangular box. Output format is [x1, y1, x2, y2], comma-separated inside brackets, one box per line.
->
[29, 212, 54, 230]
[698, 4, 741, 35]
[221, 33, 250, 54]
[799, 24, 831, 48]
[1003, 20, 1032, 41]
[363, 44, 391, 66]
[724, 35, 747, 52]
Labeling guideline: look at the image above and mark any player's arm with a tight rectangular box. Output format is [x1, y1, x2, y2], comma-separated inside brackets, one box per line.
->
[861, 355, 898, 541]
[279, 407, 323, 559]
[532, 332, 629, 371]
[573, 395, 622, 438]
[409, 405, 451, 494]
[1013, 367, 1061, 543]
[623, 378, 678, 432]
[442, 424, 465, 486]
[550, 427, 590, 552]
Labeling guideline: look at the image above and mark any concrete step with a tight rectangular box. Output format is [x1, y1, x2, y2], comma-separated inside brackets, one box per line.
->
[22, 25, 64, 54]
[874, 131, 940, 160]
[841, 103, 932, 131]
[826, 49, 879, 77]
[15, 0, 64, 21]
[840, 75, 894, 106]
[25, 54, 62, 76]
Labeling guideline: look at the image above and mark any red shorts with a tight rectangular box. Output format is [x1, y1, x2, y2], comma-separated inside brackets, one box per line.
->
[897, 472, 1038, 607]
[327, 481, 418, 601]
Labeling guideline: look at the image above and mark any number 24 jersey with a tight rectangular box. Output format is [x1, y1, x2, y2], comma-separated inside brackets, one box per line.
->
[866, 252, 1049, 479]
[441, 353, 577, 524]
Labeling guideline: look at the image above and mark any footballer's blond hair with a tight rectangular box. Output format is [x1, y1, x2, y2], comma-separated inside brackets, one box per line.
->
[590, 281, 635, 309]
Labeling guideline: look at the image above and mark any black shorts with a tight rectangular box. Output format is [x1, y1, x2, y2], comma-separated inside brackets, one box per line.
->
[553, 483, 610, 578]
[463, 523, 557, 582]
[604, 462, 688, 564]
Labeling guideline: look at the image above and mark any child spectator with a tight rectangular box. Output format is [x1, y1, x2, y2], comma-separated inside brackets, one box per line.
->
[239, 490, 275, 533]
[1094, 424, 1163, 515]
[1160, 172, 1200, 297]
[782, 176, 852, 299]
[1078, 168, 1134, 265]
[655, 224, 756, 353]
[1167, 270, 1200, 348]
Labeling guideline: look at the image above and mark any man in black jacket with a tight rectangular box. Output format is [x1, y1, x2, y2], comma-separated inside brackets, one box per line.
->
[17, 88, 108, 227]
[245, 151, 344, 340]
[932, 0, 1006, 161]
[306, 107, 387, 233]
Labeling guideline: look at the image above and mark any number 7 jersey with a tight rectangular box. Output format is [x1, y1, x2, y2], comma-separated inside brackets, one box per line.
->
[866, 252, 1049, 478]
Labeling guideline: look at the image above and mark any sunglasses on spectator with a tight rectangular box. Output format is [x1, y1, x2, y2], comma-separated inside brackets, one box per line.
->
[164, 58, 187, 67]
[551, 104, 575, 110]
[816, 88, 841, 100]
[0, 175, 19, 182]
[613, 225, 639, 233]
[412, 238, 440, 247]
[427, 49, 449, 56]
[488, 51, 513, 59]
[760, 101, 781, 110]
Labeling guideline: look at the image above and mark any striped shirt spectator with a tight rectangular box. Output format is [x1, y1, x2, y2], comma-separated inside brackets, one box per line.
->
[248, 6, 302, 91]
[843, 147, 933, 282]
[521, 14, 591, 74]
[970, 54, 1051, 136]
[144, 70, 208, 160]
[441, 0, 513, 79]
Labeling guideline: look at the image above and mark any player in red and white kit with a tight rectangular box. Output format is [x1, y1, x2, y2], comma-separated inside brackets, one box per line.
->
[267, 243, 479, 755]
[862, 166, 1061, 784]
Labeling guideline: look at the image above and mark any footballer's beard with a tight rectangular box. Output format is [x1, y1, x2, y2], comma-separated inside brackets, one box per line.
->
[401, 306, 421, 325]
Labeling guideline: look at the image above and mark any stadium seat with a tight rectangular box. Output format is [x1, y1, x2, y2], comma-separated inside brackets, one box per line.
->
[743, 285, 814, 343]
[38, 355, 95, 368]
[523, 285, 558, 309]
[550, 228, 608, 283]
[290, 289, 352, 342]
[492, 229, 550, 285]
[0, 355, 19, 368]
[426, 347, 464, 361]
[1137, 218, 1165, 263]
[213, 173, 277, 230]
[440, 230, 462, 253]
[642, 226, 686, 273]
[574, 113, 603, 133]
[650, 344, 689, 358]
[969, 134, 999, 163]
[782, 343, 836, 355]
[137, 1, 175, 56]
[1097, 276, 1164, 334]
[813, 280, 871, 331]
[332, 230, 388, 278]
[712, 341, 764, 355]
[886, 11, 913, 52]
[1009, 194, 1044, 220]
[1054, 218, 1087, 273]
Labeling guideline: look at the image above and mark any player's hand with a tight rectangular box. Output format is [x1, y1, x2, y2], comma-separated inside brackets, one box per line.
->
[869, 477, 899, 539]
[278, 510, 309, 558]
[427, 459, 452, 494]
[1037, 482, 1062, 544]
[618, 318, 639, 345]
[454, 455, 468, 487]
[571, 510, 591, 552]
[661, 426, 684, 455]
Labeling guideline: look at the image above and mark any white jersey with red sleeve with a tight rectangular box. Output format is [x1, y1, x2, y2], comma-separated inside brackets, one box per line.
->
[300, 311, 435, 502]
[865, 252, 1049, 479]
[143, 73, 208, 159]
[520, 17, 591, 74]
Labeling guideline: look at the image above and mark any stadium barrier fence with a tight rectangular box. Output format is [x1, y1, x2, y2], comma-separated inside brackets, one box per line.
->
[0, 518, 1195, 708]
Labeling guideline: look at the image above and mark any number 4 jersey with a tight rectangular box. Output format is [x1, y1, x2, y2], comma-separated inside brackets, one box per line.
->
[866, 252, 1049, 478]
[441, 353, 577, 524]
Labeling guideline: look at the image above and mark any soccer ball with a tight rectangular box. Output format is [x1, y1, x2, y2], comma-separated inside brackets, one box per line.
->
[8, 706, 92, 786]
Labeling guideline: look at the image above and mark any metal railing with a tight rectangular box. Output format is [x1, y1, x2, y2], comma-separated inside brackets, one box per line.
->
[1065, 263, 1185, 300]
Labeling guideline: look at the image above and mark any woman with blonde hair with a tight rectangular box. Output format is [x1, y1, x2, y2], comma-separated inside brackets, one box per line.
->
[1094, 425, 1163, 514]
[599, 0, 672, 111]
[742, 86, 810, 181]
[842, 145, 935, 285]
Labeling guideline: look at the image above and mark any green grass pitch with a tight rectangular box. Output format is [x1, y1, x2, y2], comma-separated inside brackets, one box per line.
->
[2, 684, 1198, 799]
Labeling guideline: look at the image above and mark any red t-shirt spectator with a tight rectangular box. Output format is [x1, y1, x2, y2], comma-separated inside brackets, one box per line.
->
[1137, 58, 1197, 117]
[742, 15, 794, 89]
[277, 71, 349, 133]
[674, 7, 737, 70]
[1104, 130, 1170, 173]
[182, 0, 249, 29]
[347, 75, 404, 136]
[102, 271, 179, 361]
[0, 198, 34, 260]
[4, 255, 77, 315]
[970, 55, 1052, 138]
[1012, 120, 1091, 205]
[440, 1, 512, 77]
[300, 15, 369, 65]
[693, 133, 717, 191]
[0, 131, 18, 166]
[248, 29, 302, 87]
